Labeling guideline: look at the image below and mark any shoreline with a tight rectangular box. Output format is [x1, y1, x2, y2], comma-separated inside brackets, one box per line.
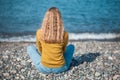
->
[0, 32, 120, 42]
[0, 41, 120, 79]
[1, 38, 120, 43]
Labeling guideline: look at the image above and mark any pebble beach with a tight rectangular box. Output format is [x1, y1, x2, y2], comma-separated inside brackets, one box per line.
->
[0, 41, 120, 80]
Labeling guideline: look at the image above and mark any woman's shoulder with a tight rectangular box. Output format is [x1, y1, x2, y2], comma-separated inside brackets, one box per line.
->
[64, 31, 69, 39]
[36, 29, 42, 35]
[36, 29, 42, 40]
[64, 31, 68, 35]
[36, 29, 42, 33]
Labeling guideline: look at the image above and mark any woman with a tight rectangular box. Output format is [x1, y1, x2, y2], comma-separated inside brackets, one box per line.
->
[27, 7, 74, 74]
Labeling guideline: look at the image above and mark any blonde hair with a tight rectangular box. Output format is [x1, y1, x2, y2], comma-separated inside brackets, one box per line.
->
[40, 7, 64, 43]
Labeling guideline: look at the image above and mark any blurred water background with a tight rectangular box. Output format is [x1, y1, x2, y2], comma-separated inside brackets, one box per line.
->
[0, 0, 120, 41]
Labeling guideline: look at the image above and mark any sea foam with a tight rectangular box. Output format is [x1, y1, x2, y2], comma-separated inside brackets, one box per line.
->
[0, 33, 120, 42]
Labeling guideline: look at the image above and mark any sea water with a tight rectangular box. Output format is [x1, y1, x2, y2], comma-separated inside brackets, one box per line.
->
[0, 0, 120, 42]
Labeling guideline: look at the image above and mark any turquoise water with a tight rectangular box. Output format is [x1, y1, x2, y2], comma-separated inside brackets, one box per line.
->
[0, 0, 120, 35]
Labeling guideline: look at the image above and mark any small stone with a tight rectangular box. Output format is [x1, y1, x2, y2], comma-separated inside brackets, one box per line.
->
[17, 58, 21, 61]
[3, 73, 9, 77]
[97, 61, 103, 66]
[16, 65, 22, 69]
[3, 55, 8, 59]
[21, 61, 26, 65]
[27, 59, 32, 63]
[114, 50, 120, 53]
[95, 72, 101, 77]
[28, 71, 31, 76]
[15, 77, 19, 79]
[13, 59, 17, 62]
[113, 75, 120, 80]
[5, 50, 9, 53]
[20, 75, 25, 79]
[16, 74, 19, 76]
[39, 73, 46, 77]
[21, 69, 25, 72]
[11, 70, 16, 74]
[0, 61, 3, 64]
[108, 56, 113, 60]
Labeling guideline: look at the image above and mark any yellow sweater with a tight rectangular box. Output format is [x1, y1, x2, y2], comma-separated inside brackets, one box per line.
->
[36, 29, 68, 68]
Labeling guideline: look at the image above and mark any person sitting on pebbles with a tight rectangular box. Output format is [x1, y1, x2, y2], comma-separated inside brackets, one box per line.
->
[27, 7, 75, 74]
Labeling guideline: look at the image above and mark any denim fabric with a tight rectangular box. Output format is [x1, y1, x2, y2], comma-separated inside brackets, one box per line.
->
[27, 44, 74, 74]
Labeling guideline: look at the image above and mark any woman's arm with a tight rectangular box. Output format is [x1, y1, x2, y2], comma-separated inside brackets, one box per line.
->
[63, 32, 68, 52]
[36, 30, 42, 54]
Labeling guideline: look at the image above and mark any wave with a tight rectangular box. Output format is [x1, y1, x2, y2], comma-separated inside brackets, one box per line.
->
[69, 33, 120, 40]
[0, 33, 120, 42]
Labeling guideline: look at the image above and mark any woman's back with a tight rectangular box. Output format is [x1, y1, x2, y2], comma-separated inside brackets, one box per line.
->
[36, 29, 68, 68]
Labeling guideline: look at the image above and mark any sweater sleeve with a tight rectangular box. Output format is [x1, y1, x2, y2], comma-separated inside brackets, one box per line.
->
[63, 32, 68, 52]
[36, 30, 42, 54]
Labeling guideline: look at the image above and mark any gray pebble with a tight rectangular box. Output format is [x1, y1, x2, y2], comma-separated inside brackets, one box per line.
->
[3, 73, 9, 77]
[15, 77, 19, 79]
[3, 55, 8, 59]
[21, 69, 25, 72]
[11, 70, 16, 74]
[95, 72, 101, 77]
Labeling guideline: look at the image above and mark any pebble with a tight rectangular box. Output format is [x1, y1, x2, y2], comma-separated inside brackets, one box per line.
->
[5, 50, 9, 53]
[0, 61, 3, 64]
[108, 56, 113, 60]
[16, 58, 21, 61]
[11, 70, 16, 74]
[113, 75, 120, 80]
[0, 42, 120, 80]
[3, 73, 9, 77]
[20, 75, 25, 79]
[27, 59, 32, 63]
[95, 72, 101, 77]
[21, 61, 26, 65]
[21, 69, 25, 72]
[3, 55, 8, 59]
[15, 77, 19, 79]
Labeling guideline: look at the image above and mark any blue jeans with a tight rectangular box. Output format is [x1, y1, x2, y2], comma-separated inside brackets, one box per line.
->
[27, 44, 74, 74]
